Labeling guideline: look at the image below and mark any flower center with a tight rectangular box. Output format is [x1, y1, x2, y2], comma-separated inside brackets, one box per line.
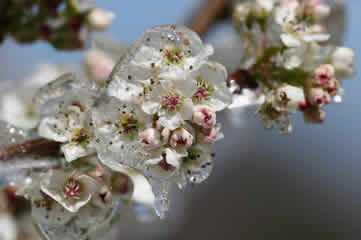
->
[176, 137, 188, 146]
[319, 73, 329, 84]
[71, 128, 89, 146]
[192, 76, 214, 103]
[162, 91, 183, 112]
[64, 179, 81, 201]
[118, 112, 143, 139]
[163, 47, 185, 65]
[202, 110, 213, 123]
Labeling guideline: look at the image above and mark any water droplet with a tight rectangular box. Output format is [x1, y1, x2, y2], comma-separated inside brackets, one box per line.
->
[334, 88, 344, 104]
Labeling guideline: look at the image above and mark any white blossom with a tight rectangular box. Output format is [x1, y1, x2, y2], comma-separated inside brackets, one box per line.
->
[331, 47, 356, 78]
[87, 8, 115, 31]
[40, 169, 101, 213]
[272, 85, 305, 113]
[38, 104, 95, 162]
[145, 148, 185, 179]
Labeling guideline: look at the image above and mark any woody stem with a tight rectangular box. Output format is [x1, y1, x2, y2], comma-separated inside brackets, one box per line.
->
[0, 138, 60, 161]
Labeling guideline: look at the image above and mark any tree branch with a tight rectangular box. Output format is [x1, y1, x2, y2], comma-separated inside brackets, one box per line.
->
[187, 0, 230, 37]
[0, 0, 10, 42]
[0, 138, 60, 161]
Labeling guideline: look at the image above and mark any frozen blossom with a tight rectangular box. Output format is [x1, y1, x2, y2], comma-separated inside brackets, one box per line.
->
[92, 25, 231, 217]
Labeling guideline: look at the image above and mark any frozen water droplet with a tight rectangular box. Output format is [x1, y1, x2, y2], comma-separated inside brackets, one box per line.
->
[334, 88, 344, 103]
[9, 128, 16, 134]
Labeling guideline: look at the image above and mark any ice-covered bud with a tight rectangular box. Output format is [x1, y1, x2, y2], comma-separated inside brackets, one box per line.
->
[256, 0, 274, 14]
[139, 128, 161, 151]
[193, 106, 216, 129]
[308, 88, 330, 107]
[198, 127, 217, 144]
[314, 64, 335, 86]
[170, 128, 193, 148]
[233, 4, 250, 22]
[307, 0, 331, 20]
[331, 47, 356, 78]
[273, 85, 305, 113]
[87, 8, 115, 31]
[84, 49, 115, 84]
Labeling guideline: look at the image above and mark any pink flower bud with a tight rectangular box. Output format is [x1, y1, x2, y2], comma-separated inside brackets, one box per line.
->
[198, 127, 217, 144]
[170, 128, 193, 148]
[193, 106, 216, 129]
[308, 0, 331, 20]
[139, 128, 161, 151]
[308, 88, 330, 107]
[85, 49, 115, 83]
[314, 64, 335, 86]
[326, 78, 340, 96]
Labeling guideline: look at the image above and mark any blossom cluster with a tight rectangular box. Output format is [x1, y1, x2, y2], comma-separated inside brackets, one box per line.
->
[0, 0, 115, 50]
[8, 25, 231, 240]
[231, 0, 355, 133]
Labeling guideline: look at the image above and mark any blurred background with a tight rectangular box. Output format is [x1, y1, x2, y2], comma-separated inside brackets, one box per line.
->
[1, 0, 361, 239]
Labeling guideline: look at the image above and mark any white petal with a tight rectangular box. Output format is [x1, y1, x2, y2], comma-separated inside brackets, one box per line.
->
[158, 111, 183, 131]
[195, 62, 232, 111]
[281, 34, 301, 47]
[107, 78, 143, 102]
[61, 143, 94, 162]
[302, 33, 330, 43]
[38, 116, 69, 142]
[108, 163, 155, 208]
[173, 78, 198, 98]
[180, 98, 194, 121]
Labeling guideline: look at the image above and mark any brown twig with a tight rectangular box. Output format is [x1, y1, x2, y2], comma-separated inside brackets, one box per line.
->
[0, 0, 10, 41]
[227, 69, 259, 93]
[188, 0, 230, 37]
[0, 138, 60, 161]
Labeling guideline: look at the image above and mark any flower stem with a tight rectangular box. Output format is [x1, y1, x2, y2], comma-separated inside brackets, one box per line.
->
[0, 138, 60, 161]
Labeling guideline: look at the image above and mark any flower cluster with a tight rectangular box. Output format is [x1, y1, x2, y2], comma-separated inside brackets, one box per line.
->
[0, 0, 114, 50]
[231, 0, 355, 133]
[10, 25, 231, 239]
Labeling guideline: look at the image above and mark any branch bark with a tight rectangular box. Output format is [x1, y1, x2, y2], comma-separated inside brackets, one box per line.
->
[0, 0, 10, 41]
[188, 0, 229, 37]
[0, 138, 60, 161]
